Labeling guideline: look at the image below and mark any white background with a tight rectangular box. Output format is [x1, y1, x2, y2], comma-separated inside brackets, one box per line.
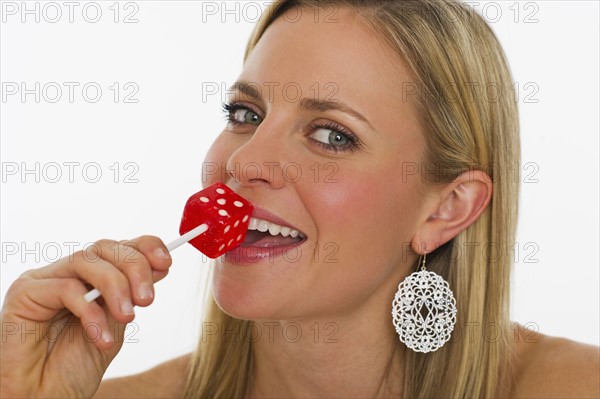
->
[1, 1, 598, 379]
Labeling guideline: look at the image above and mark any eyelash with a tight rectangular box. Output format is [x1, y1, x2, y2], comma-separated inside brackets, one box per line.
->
[221, 101, 362, 154]
[221, 102, 256, 126]
[306, 121, 361, 154]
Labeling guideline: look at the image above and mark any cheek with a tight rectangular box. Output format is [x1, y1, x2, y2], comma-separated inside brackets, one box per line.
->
[310, 167, 413, 224]
[304, 166, 418, 258]
[202, 134, 232, 187]
[291, 166, 419, 315]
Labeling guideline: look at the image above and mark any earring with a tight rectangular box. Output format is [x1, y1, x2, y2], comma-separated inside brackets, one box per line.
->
[391, 252, 457, 353]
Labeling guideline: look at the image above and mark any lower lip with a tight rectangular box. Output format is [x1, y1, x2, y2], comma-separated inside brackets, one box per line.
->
[223, 240, 306, 265]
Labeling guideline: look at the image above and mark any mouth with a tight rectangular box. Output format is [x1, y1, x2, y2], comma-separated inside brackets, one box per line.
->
[242, 217, 307, 247]
[224, 206, 308, 265]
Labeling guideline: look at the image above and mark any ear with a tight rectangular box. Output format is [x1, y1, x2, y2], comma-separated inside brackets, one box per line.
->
[411, 170, 492, 255]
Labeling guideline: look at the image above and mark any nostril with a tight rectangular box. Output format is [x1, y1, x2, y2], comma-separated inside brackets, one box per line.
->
[248, 177, 270, 184]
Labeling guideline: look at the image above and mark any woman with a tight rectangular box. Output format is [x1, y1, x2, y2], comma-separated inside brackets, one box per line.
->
[1, 0, 598, 398]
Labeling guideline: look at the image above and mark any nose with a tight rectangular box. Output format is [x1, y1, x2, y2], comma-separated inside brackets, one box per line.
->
[226, 125, 288, 190]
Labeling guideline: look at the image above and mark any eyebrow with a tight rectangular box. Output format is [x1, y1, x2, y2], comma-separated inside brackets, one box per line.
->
[228, 81, 374, 129]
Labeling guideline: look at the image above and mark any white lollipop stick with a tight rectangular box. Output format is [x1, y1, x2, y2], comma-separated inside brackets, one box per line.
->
[165, 223, 209, 252]
[83, 223, 209, 303]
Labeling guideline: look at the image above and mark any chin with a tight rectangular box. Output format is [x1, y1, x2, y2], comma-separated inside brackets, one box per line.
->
[211, 270, 279, 321]
[209, 243, 313, 318]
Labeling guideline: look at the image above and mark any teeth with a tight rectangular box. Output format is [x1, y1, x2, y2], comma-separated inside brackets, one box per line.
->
[248, 218, 258, 230]
[268, 224, 282, 235]
[257, 220, 269, 233]
[248, 217, 305, 239]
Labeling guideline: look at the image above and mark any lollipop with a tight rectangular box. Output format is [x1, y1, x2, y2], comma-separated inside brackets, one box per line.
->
[83, 182, 253, 302]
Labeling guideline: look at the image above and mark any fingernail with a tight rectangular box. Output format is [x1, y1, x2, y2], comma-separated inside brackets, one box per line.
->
[138, 282, 154, 300]
[121, 298, 135, 316]
[102, 330, 114, 344]
[154, 247, 170, 259]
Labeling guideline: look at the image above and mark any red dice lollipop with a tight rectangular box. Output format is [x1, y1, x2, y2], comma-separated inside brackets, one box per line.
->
[178, 182, 254, 258]
[83, 182, 253, 303]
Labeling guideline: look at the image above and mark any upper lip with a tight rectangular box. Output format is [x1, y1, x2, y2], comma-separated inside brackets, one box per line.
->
[250, 206, 305, 235]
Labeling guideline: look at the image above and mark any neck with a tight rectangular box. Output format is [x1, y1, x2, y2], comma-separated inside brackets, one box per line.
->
[246, 298, 405, 398]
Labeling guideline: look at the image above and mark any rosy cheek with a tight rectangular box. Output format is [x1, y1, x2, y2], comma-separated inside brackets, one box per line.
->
[305, 168, 412, 245]
[305, 172, 384, 226]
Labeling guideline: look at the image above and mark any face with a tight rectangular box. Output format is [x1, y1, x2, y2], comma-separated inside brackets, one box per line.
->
[204, 7, 429, 321]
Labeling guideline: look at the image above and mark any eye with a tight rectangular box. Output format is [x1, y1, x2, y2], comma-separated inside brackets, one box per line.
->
[311, 128, 351, 147]
[222, 102, 262, 126]
[307, 122, 361, 153]
[233, 108, 261, 124]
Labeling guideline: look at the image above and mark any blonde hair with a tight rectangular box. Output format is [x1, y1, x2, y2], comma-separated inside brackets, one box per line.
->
[184, 1, 520, 397]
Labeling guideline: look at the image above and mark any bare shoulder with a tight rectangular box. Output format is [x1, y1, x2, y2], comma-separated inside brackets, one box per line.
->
[93, 353, 192, 398]
[513, 326, 599, 398]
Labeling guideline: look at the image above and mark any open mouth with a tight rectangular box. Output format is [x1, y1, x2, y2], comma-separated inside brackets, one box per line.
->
[242, 217, 307, 247]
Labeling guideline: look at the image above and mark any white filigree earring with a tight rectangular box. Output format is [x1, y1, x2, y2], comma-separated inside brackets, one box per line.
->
[391, 253, 457, 353]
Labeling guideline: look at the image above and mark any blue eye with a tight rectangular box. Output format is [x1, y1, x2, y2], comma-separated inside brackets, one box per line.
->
[222, 102, 262, 125]
[221, 102, 362, 154]
[307, 122, 360, 153]
[310, 128, 351, 147]
[234, 108, 261, 124]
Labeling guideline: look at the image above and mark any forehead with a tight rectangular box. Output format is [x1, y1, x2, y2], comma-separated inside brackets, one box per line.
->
[239, 6, 422, 135]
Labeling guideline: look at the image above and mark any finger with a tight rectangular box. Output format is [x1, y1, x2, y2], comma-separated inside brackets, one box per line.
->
[125, 235, 172, 272]
[114, 236, 173, 304]
[35, 252, 136, 323]
[94, 239, 156, 307]
[93, 237, 172, 307]
[36, 240, 152, 311]
[29, 236, 172, 310]
[1, 277, 116, 390]
[3, 277, 113, 350]
[152, 269, 169, 283]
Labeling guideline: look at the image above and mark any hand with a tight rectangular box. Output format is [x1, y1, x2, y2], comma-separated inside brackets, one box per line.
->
[0, 235, 172, 398]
